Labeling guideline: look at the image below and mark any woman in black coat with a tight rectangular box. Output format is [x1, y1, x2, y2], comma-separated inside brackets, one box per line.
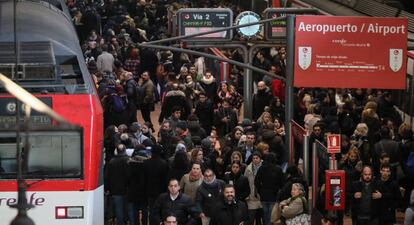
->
[223, 161, 250, 202]
[104, 125, 119, 163]
[254, 152, 285, 225]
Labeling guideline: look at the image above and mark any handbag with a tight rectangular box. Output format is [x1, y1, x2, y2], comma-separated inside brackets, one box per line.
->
[285, 213, 310, 225]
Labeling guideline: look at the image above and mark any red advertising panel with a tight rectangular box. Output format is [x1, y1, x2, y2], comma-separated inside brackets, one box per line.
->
[294, 16, 408, 89]
[325, 170, 346, 211]
[327, 134, 341, 154]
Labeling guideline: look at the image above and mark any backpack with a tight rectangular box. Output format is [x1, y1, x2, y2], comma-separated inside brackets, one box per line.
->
[406, 151, 414, 176]
[135, 85, 145, 107]
[110, 93, 126, 113]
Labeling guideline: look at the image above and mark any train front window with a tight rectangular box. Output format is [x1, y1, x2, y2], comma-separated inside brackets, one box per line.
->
[0, 130, 82, 179]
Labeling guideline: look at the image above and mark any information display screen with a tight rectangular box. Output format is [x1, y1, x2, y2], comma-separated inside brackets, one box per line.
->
[264, 8, 319, 40]
[178, 8, 233, 41]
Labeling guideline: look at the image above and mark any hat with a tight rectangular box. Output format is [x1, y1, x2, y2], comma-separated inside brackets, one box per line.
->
[241, 118, 252, 128]
[176, 121, 187, 130]
[175, 143, 186, 152]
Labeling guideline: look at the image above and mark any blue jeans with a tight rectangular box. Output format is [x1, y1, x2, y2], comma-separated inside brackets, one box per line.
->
[112, 195, 125, 225]
[128, 201, 148, 225]
[261, 202, 275, 225]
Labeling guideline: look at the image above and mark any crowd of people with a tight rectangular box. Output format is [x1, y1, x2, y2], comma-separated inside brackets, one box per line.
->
[67, 0, 414, 225]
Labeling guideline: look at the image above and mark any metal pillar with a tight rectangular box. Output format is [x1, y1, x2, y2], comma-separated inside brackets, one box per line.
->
[303, 132, 310, 182]
[285, 15, 296, 164]
[312, 142, 318, 209]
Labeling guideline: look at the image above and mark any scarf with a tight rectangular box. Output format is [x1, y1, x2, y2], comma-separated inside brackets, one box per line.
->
[201, 76, 215, 85]
[189, 171, 202, 182]
[203, 175, 217, 186]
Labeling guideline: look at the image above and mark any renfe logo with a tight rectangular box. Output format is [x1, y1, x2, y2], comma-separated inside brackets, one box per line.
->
[0, 193, 45, 207]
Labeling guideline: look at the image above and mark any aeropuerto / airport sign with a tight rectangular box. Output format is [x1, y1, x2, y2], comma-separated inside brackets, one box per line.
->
[294, 15, 408, 89]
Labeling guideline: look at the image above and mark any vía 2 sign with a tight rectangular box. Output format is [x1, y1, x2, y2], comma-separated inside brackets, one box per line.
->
[294, 16, 408, 89]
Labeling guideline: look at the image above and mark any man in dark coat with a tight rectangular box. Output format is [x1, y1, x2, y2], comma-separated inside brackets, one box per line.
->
[373, 126, 400, 178]
[127, 150, 148, 225]
[195, 169, 225, 225]
[210, 184, 249, 225]
[138, 71, 155, 126]
[199, 71, 218, 101]
[376, 92, 402, 127]
[254, 152, 285, 225]
[105, 144, 130, 225]
[159, 84, 192, 124]
[121, 71, 139, 125]
[377, 164, 401, 225]
[349, 166, 382, 225]
[151, 178, 197, 225]
[214, 100, 238, 136]
[143, 145, 169, 211]
[252, 81, 273, 121]
[194, 92, 214, 134]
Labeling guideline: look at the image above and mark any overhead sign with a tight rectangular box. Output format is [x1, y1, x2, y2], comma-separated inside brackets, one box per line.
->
[264, 8, 319, 40]
[327, 134, 341, 154]
[294, 16, 408, 89]
[177, 8, 233, 41]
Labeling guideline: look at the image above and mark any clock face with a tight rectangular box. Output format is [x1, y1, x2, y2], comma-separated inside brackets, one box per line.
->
[236, 11, 261, 38]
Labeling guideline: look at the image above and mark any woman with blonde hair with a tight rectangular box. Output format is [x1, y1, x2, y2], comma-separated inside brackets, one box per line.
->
[226, 151, 246, 174]
[361, 107, 381, 143]
[256, 142, 270, 157]
[350, 123, 372, 165]
[353, 123, 369, 137]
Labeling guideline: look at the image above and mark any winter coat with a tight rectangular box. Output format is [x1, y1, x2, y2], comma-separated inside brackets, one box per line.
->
[180, 174, 203, 202]
[141, 79, 155, 105]
[105, 154, 129, 195]
[349, 180, 382, 221]
[159, 90, 192, 123]
[254, 163, 285, 202]
[195, 180, 225, 217]
[210, 199, 249, 225]
[200, 80, 218, 101]
[195, 100, 215, 134]
[152, 193, 197, 225]
[223, 172, 251, 202]
[260, 130, 285, 164]
[214, 107, 238, 136]
[252, 87, 273, 120]
[244, 163, 262, 210]
[188, 121, 207, 140]
[377, 178, 400, 224]
[280, 196, 307, 219]
[143, 156, 169, 198]
[126, 157, 147, 202]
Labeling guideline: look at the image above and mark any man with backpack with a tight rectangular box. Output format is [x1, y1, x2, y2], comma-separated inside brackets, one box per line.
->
[121, 71, 139, 125]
